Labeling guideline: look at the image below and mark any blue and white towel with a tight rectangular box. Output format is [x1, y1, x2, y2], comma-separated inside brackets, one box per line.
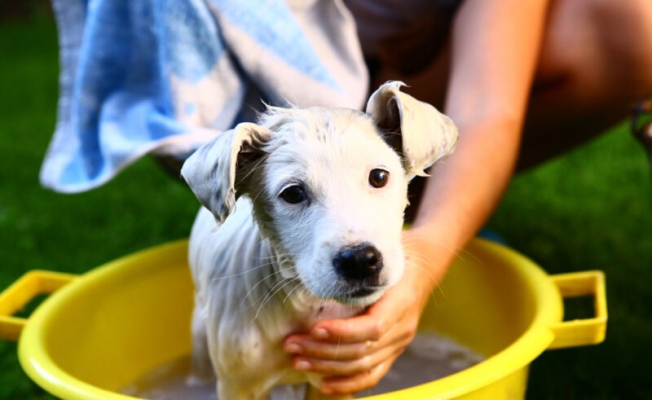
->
[41, 0, 368, 192]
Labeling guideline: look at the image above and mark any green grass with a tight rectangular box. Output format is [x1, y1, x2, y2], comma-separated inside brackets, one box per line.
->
[489, 124, 652, 399]
[0, 18, 200, 400]
[1, 17, 651, 400]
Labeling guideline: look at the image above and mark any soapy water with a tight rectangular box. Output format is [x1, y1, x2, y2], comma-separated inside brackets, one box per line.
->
[122, 332, 484, 400]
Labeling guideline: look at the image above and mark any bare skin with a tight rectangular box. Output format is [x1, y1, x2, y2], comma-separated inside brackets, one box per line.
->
[284, 0, 652, 395]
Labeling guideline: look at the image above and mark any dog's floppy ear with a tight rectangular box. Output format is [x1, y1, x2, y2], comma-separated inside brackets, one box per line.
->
[181, 123, 272, 223]
[366, 81, 458, 180]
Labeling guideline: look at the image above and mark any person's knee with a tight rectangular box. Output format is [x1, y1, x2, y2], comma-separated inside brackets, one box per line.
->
[590, 0, 652, 96]
[537, 0, 652, 101]
[519, 0, 652, 170]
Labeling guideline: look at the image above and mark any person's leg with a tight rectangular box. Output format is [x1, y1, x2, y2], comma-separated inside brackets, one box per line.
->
[371, 0, 652, 220]
[518, 0, 652, 170]
[373, 0, 652, 171]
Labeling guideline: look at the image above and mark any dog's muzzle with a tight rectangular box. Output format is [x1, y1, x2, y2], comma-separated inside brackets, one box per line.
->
[332, 243, 383, 296]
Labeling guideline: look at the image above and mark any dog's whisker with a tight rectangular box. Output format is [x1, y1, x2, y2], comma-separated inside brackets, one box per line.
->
[250, 188, 268, 205]
[282, 278, 305, 304]
[208, 247, 289, 284]
[402, 234, 482, 265]
[255, 277, 301, 320]
[246, 278, 287, 318]
[412, 265, 447, 301]
[331, 329, 343, 361]
[234, 155, 269, 188]
[218, 253, 294, 305]
[235, 268, 289, 313]
[254, 253, 289, 262]
[209, 261, 277, 282]
[404, 252, 446, 280]
[404, 256, 447, 300]
[243, 268, 286, 300]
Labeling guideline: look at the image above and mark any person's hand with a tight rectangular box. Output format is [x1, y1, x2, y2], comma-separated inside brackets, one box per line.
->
[283, 227, 449, 396]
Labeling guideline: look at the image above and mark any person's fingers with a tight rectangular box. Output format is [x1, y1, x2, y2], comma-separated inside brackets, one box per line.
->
[308, 317, 385, 343]
[285, 330, 412, 363]
[289, 334, 408, 376]
[307, 295, 397, 344]
[284, 334, 378, 361]
[317, 350, 403, 395]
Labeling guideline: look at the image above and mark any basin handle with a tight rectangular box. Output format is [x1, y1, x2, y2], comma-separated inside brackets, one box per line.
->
[548, 270, 607, 349]
[0, 270, 77, 342]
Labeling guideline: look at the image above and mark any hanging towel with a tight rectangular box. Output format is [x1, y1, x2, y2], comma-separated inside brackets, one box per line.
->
[41, 0, 368, 192]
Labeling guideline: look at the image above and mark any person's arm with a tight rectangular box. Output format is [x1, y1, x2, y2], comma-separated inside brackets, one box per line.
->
[283, 0, 550, 395]
[418, 0, 549, 237]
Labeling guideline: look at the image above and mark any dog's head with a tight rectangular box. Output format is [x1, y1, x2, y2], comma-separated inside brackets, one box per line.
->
[182, 81, 457, 306]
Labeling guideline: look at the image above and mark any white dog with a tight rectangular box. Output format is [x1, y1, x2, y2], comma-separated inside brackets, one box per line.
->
[181, 82, 458, 400]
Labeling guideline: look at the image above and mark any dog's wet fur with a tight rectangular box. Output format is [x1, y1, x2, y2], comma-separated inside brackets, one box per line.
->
[181, 82, 458, 400]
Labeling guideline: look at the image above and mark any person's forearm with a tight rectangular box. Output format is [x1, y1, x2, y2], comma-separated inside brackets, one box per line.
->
[410, 0, 549, 274]
[411, 116, 521, 261]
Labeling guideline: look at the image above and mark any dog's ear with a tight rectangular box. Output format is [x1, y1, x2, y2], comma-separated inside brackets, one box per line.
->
[366, 81, 458, 180]
[181, 123, 272, 223]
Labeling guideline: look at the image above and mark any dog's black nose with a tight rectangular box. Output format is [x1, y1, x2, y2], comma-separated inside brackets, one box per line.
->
[333, 244, 383, 282]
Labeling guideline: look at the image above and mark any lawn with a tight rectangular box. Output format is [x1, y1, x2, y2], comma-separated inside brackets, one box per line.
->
[1, 17, 651, 400]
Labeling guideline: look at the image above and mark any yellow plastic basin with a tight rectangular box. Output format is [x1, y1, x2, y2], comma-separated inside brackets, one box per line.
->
[0, 239, 607, 399]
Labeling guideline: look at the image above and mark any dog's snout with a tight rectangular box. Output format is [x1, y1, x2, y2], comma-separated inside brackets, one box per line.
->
[333, 244, 383, 282]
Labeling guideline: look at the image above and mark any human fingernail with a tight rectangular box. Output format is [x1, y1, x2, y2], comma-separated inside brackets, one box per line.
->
[294, 359, 311, 370]
[312, 328, 329, 339]
[284, 343, 302, 353]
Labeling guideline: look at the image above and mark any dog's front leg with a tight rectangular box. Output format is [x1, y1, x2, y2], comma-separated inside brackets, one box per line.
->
[188, 302, 215, 385]
[218, 381, 249, 400]
[305, 386, 352, 400]
[218, 380, 273, 400]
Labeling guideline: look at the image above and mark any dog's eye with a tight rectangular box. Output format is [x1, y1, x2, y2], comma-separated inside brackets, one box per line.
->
[369, 169, 389, 188]
[279, 185, 307, 204]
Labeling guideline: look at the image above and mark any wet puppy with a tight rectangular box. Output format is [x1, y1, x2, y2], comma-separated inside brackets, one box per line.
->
[181, 81, 458, 400]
